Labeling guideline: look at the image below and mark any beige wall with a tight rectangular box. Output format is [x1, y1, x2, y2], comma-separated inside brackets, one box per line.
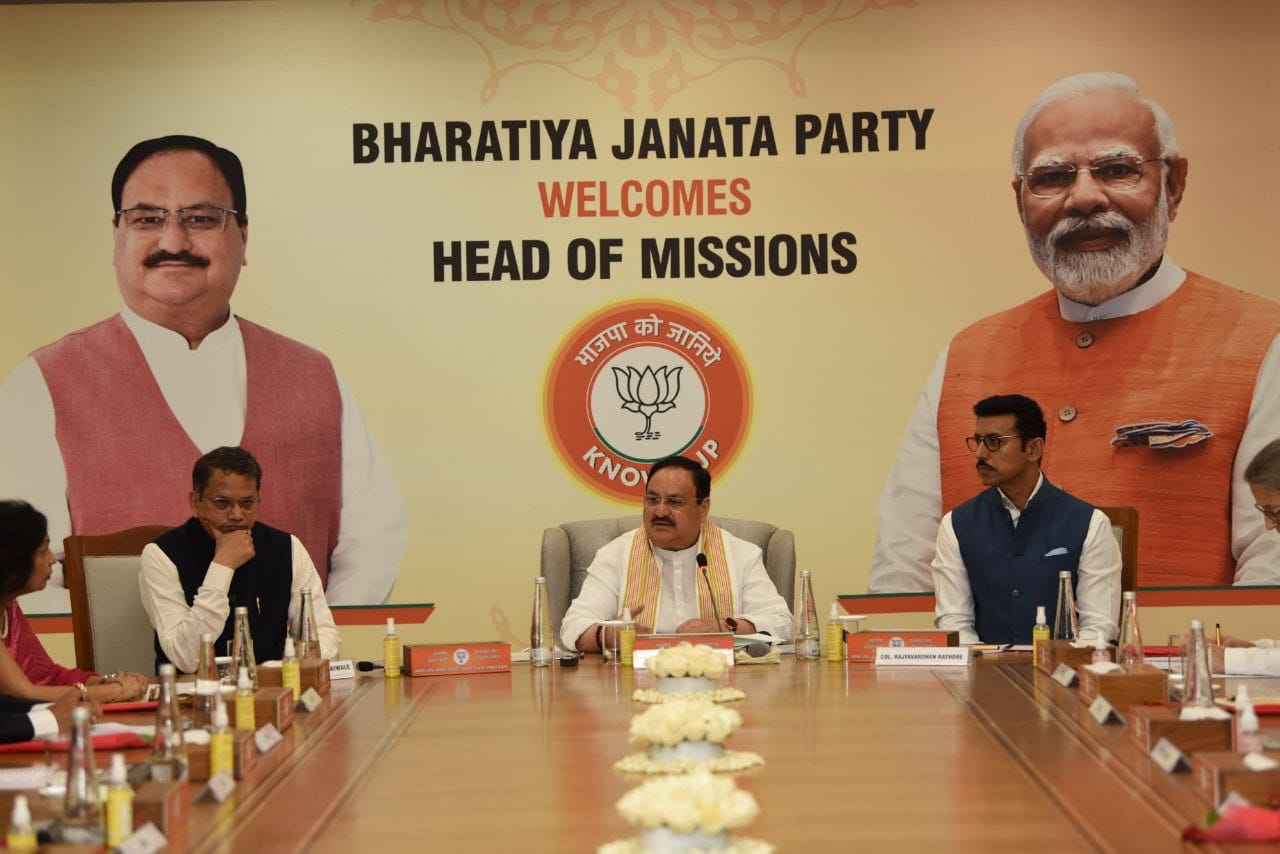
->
[3, 1, 1278, 661]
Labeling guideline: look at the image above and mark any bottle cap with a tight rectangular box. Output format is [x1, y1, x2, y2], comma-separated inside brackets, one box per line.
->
[1190, 619, 1204, 630]
[1058, 570, 1071, 578]
[235, 605, 249, 615]
[72, 704, 89, 725]
[800, 570, 811, 578]
[284, 636, 296, 658]
[110, 752, 127, 784]
[536, 576, 547, 584]
[158, 663, 176, 678]
[214, 697, 229, 728]
[1035, 605, 1047, 623]
[621, 607, 632, 622]
[829, 602, 839, 620]
[201, 632, 215, 643]
[11, 794, 30, 826]
[238, 666, 252, 689]
[1122, 591, 1137, 601]
[386, 617, 396, 633]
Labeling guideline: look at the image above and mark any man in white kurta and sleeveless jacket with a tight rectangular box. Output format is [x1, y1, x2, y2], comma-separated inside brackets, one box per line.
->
[0, 135, 405, 606]
[561, 456, 792, 653]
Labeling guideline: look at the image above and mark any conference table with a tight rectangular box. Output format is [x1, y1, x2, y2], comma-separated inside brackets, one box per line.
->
[4, 655, 1275, 851]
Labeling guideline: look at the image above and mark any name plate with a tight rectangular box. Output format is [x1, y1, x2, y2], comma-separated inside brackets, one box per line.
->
[403, 641, 512, 676]
[1051, 663, 1078, 687]
[118, 823, 168, 854]
[206, 770, 236, 803]
[873, 647, 971, 667]
[1151, 737, 1189, 773]
[329, 659, 355, 680]
[298, 687, 323, 713]
[1089, 696, 1122, 725]
[254, 723, 284, 754]
[632, 633, 736, 671]
[848, 630, 958, 663]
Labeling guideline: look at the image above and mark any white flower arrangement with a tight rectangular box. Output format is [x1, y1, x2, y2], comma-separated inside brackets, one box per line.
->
[629, 699, 740, 747]
[617, 771, 758, 834]
[647, 643, 728, 679]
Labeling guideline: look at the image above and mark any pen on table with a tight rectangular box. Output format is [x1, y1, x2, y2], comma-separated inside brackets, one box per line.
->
[1215, 622, 1222, 646]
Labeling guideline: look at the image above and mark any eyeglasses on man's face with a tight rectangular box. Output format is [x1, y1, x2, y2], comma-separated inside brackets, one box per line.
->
[1020, 156, 1163, 199]
[964, 434, 1021, 453]
[643, 495, 702, 510]
[201, 495, 259, 514]
[116, 205, 239, 232]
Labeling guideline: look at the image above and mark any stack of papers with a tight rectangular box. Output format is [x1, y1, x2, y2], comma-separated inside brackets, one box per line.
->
[1111, 420, 1212, 449]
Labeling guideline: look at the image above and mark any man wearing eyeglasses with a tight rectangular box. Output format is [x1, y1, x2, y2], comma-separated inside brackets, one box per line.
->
[0, 135, 406, 606]
[139, 446, 339, 672]
[931, 395, 1121, 645]
[560, 455, 792, 653]
[872, 71, 1280, 594]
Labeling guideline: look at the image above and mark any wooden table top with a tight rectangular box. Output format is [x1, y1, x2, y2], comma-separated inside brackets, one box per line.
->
[7, 655, 1275, 852]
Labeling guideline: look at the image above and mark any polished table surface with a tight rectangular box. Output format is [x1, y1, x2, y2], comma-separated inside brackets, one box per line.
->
[7, 656, 1274, 852]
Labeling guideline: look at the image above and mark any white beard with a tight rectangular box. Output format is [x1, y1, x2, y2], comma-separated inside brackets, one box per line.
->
[1026, 189, 1169, 306]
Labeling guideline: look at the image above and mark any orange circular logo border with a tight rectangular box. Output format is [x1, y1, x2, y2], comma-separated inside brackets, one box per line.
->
[543, 298, 753, 504]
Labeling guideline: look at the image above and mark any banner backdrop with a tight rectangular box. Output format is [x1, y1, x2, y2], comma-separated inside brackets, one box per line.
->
[2, 1, 1279, 643]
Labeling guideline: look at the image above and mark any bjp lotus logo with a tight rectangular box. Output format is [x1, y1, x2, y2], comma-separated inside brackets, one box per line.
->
[545, 299, 752, 504]
[612, 365, 683, 440]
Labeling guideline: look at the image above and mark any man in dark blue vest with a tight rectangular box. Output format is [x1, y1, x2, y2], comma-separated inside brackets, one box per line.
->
[930, 394, 1120, 644]
[138, 446, 340, 672]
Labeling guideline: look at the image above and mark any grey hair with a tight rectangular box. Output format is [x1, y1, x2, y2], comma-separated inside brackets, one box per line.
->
[1245, 438, 1280, 492]
[1012, 72, 1179, 175]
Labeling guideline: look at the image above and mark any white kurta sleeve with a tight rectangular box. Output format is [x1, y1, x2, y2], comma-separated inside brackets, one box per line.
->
[324, 376, 408, 605]
[730, 541, 792, 641]
[1231, 333, 1280, 585]
[559, 537, 628, 652]
[930, 512, 979, 644]
[138, 542, 235, 673]
[869, 347, 947, 593]
[1075, 509, 1122, 643]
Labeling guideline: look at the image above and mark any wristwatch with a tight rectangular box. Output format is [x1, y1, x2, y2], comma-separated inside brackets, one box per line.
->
[724, 617, 739, 633]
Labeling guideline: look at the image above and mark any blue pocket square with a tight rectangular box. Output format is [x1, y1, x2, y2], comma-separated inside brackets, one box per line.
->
[1044, 547, 1069, 557]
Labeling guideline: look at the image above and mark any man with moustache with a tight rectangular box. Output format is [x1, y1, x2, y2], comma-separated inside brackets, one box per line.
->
[871, 72, 1280, 593]
[0, 135, 405, 605]
[139, 446, 340, 672]
[560, 455, 792, 653]
[931, 395, 1120, 645]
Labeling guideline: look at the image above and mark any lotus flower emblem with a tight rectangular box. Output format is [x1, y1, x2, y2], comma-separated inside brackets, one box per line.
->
[612, 365, 683, 440]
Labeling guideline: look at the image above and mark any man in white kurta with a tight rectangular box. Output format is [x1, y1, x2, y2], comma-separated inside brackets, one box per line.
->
[560, 456, 792, 652]
[0, 134, 405, 607]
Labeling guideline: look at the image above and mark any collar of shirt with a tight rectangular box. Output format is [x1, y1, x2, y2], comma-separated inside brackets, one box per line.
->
[120, 303, 241, 355]
[1056, 256, 1186, 322]
[997, 473, 1044, 527]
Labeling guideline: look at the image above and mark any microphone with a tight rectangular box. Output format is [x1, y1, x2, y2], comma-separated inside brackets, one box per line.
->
[744, 640, 770, 658]
[697, 553, 725, 632]
[356, 661, 384, 672]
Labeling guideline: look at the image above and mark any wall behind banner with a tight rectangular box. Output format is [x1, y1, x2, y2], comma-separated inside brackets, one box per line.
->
[3, 1, 1279, 653]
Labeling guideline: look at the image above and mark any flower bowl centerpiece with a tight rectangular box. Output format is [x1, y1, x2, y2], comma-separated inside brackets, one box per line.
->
[633, 643, 745, 704]
[613, 699, 763, 775]
[598, 771, 773, 854]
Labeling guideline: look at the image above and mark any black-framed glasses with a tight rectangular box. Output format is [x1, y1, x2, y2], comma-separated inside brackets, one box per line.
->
[1255, 504, 1280, 525]
[1019, 156, 1163, 199]
[964, 434, 1020, 453]
[643, 495, 701, 509]
[201, 495, 259, 513]
[116, 205, 239, 232]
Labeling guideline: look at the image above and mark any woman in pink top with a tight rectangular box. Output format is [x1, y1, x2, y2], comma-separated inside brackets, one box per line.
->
[0, 501, 148, 703]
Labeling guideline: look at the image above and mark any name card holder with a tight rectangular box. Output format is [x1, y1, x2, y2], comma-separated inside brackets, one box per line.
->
[1191, 751, 1280, 805]
[632, 633, 735, 671]
[1089, 696, 1122, 725]
[133, 779, 189, 849]
[118, 823, 168, 854]
[298, 687, 324, 713]
[1050, 663, 1078, 687]
[1078, 663, 1168, 712]
[1150, 737, 1189, 773]
[254, 723, 284, 755]
[846, 630, 958, 664]
[1126, 704, 1233, 754]
[1035, 639, 1110, 675]
[403, 641, 512, 676]
[329, 659, 356, 680]
[873, 647, 971, 667]
[205, 771, 236, 804]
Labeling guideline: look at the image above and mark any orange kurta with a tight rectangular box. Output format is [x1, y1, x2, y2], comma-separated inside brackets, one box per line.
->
[937, 272, 1280, 587]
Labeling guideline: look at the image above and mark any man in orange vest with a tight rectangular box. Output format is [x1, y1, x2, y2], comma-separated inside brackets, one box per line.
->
[871, 72, 1280, 593]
